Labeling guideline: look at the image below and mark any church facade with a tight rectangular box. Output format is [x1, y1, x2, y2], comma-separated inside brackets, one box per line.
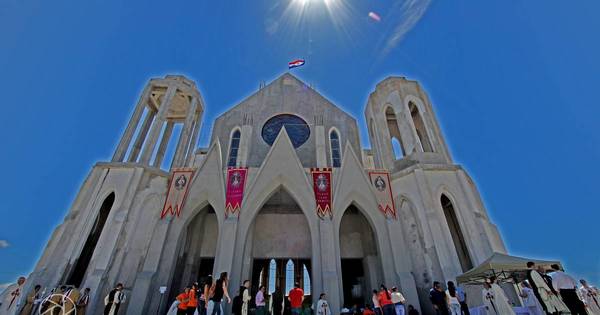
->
[25, 73, 507, 315]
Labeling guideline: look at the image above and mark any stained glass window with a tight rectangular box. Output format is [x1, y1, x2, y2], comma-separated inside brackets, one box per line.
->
[261, 114, 310, 148]
[228, 129, 241, 167]
[330, 130, 341, 167]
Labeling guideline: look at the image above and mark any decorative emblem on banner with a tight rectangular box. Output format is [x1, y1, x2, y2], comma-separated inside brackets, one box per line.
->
[368, 170, 397, 219]
[225, 167, 248, 217]
[311, 168, 332, 219]
[161, 168, 195, 219]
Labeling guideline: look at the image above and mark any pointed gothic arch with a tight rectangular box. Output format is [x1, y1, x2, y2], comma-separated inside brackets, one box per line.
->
[385, 106, 405, 159]
[440, 194, 473, 272]
[66, 192, 115, 287]
[408, 102, 433, 153]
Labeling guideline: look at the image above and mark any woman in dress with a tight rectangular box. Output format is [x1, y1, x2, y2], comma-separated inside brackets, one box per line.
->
[372, 290, 382, 315]
[445, 282, 461, 315]
[241, 280, 251, 315]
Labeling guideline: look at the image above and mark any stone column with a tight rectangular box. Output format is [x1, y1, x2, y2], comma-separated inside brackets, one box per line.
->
[185, 116, 201, 166]
[172, 97, 199, 168]
[315, 125, 327, 167]
[128, 110, 156, 162]
[318, 219, 341, 312]
[153, 122, 175, 168]
[140, 85, 177, 165]
[112, 84, 151, 162]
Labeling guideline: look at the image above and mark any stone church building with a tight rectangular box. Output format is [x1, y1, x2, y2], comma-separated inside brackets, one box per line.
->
[25, 73, 507, 315]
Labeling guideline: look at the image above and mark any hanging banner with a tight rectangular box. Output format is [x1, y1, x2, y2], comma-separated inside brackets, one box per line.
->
[161, 168, 195, 219]
[225, 167, 248, 217]
[368, 170, 397, 219]
[311, 168, 332, 219]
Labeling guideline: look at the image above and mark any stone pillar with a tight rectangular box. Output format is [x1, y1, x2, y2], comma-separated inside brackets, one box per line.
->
[153, 122, 175, 168]
[318, 219, 341, 313]
[140, 85, 177, 165]
[315, 125, 327, 167]
[172, 97, 199, 168]
[238, 125, 253, 167]
[128, 109, 156, 162]
[185, 117, 201, 166]
[112, 84, 151, 162]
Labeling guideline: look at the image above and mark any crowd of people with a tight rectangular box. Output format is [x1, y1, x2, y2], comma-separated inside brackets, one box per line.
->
[2, 264, 598, 315]
[427, 262, 600, 315]
[0, 276, 127, 315]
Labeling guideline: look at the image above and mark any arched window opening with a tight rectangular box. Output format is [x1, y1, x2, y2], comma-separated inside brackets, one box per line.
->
[285, 259, 294, 295]
[330, 130, 342, 168]
[268, 259, 277, 294]
[67, 192, 115, 287]
[227, 129, 241, 167]
[441, 194, 473, 272]
[409, 102, 433, 152]
[385, 107, 405, 159]
[303, 264, 311, 295]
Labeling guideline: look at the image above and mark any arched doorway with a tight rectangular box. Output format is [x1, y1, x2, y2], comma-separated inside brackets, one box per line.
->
[339, 205, 382, 307]
[66, 192, 115, 287]
[246, 187, 312, 303]
[440, 194, 473, 272]
[168, 204, 219, 303]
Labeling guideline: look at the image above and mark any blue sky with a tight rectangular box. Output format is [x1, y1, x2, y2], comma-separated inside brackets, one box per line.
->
[1, 0, 599, 288]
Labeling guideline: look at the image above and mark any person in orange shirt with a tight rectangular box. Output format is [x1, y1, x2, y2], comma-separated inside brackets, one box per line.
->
[177, 287, 190, 315]
[378, 285, 395, 315]
[187, 284, 198, 315]
[363, 304, 376, 315]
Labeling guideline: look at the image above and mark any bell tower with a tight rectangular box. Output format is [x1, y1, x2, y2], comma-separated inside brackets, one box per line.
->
[112, 75, 204, 169]
[365, 77, 451, 171]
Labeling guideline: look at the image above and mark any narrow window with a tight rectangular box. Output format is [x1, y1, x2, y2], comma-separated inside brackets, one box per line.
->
[409, 102, 433, 152]
[285, 259, 294, 295]
[303, 264, 311, 295]
[441, 194, 473, 271]
[227, 129, 241, 167]
[330, 130, 342, 168]
[268, 259, 276, 294]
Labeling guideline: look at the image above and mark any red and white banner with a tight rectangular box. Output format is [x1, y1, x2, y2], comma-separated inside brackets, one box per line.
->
[311, 168, 332, 219]
[161, 168, 195, 219]
[368, 170, 397, 219]
[225, 167, 248, 217]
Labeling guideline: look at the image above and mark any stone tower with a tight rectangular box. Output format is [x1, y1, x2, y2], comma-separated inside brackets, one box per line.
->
[25, 75, 204, 313]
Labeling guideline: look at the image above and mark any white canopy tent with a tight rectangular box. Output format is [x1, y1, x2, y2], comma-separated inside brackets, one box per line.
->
[456, 252, 563, 285]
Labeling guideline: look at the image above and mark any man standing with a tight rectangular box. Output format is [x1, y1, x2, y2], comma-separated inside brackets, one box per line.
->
[549, 265, 588, 315]
[0, 276, 26, 315]
[76, 288, 91, 315]
[390, 287, 406, 315]
[104, 283, 126, 315]
[429, 282, 449, 315]
[288, 282, 304, 315]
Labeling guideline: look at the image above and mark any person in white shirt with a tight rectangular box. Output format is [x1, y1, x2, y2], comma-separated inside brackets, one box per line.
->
[390, 287, 406, 315]
[519, 281, 544, 315]
[316, 293, 330, 315]
[549, 264, 587, 315]
[579, 279, 600, 315]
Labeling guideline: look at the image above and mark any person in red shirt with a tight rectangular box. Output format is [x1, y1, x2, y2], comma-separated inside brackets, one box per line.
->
[288, 282, 304, 315]
[187, 284, 198, 315]
[378, 285, 395, 315]
[177, 287, 190, 315]
[363, 304, 376, 315]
